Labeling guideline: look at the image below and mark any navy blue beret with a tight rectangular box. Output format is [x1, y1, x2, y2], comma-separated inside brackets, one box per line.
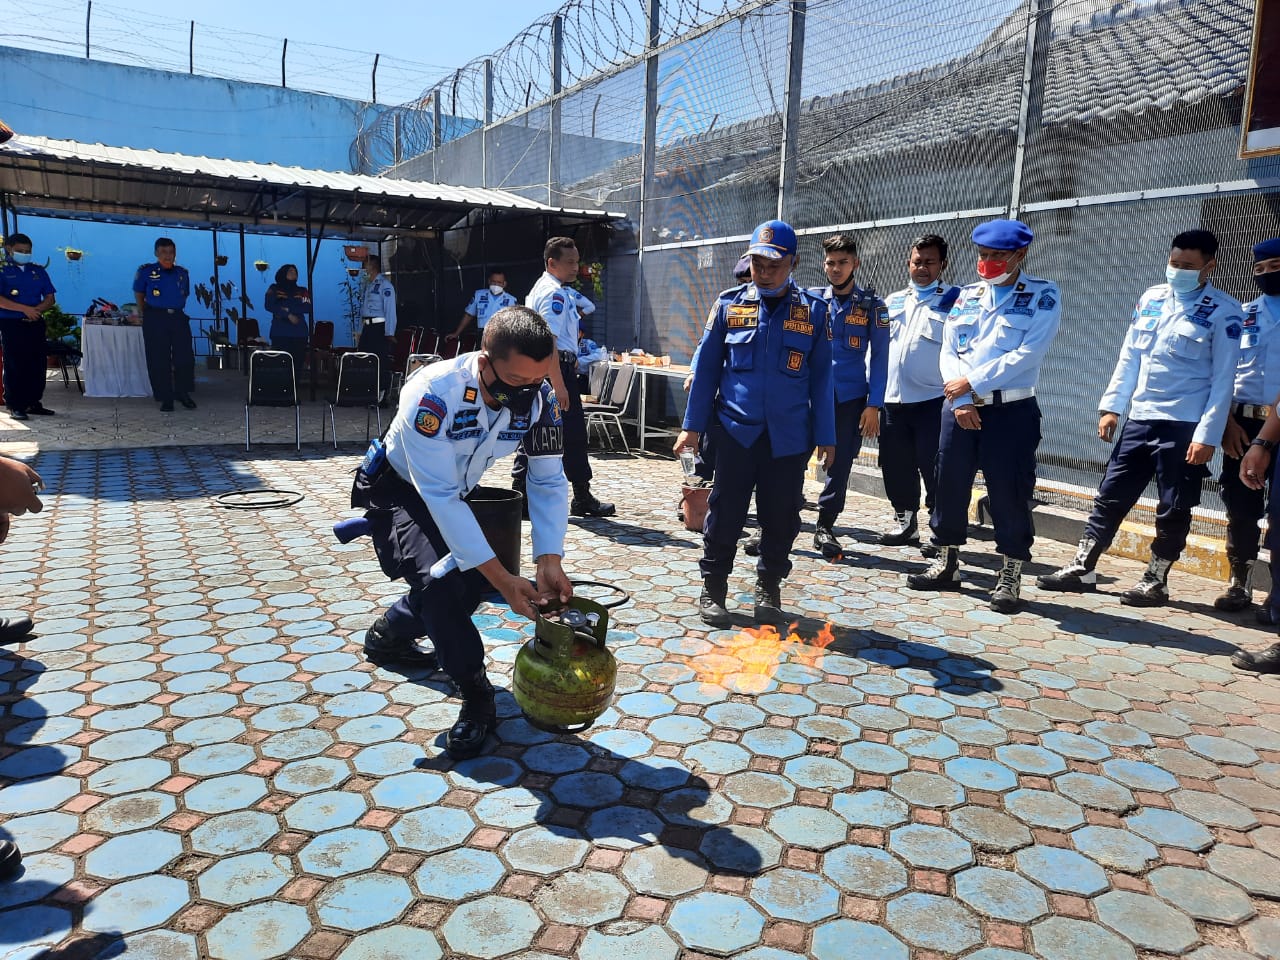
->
[971, 219, 1034, 250]
[1254, 238, 1280, 261]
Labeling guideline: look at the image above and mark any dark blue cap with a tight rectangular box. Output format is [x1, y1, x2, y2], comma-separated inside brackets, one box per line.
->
[733, 254, 752, 280]
[971, 219, 1034, 251]
[1254, 238, 1280, 261]
[746, 220, 797, 260]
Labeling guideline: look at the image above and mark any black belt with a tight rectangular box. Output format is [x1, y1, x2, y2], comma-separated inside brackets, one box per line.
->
[558, 350, 577, 364]
[145, 306, 184, 315]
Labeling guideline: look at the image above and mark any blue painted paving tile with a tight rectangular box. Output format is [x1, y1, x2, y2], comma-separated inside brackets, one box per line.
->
[1005, 789, 1085, 830]
[391, 807, 476, 853]
[522, 742, 591, 774]
[1015, 845, 1109, 895]
[0, 904, 75, 951]
[204, 902, 312, 960]
[1101, 758, 1178, 793]
[415, 848, 506, 900]
[317, 873, 414, 931]
[667, 891, 766, 954]
[584, 805, 663, 848]
[86, 758, 170, 796]
[840, 741, 909, 774]
[550, 771, 624, 807]
[311, 670, 374, 694]
[369, 771, 449, 811]
[298, 827, 388, 877]
[441, 897, 541, 959]
[740, 727, 807, 759]
[284, 791, 368, 832]
[0, 852, 74, 910]
[1126, 807, 1215, 851]
[325, 691, 393, 718]
[501, 827, 589, 874]
[893, 729, 961, 759]
[80, 875, 190, 934]
[749, 867, 840, 922]
[336, 926, 444, 960]
[242, 679, 309, 705]
[2, 812, 80, 852]
[197, 852, 293, 904]
[179, 743, 258, 777]
[822, 844, 908, 896]
[84, 830, 183, 880]
[173, 716, 246, 747]
[88, 680, 162, 708]
[190, 811, 281, 856]
[885, 892, 982, 953]
[619, 756, 692, 791]
[955, 866, 1049, 922]
[699, 825, 781, 872]
[445, 755, 524, 791]
[586, 728, 653, 759]
[0, 776, 80, 815]
[170, 693, 238, 719]
[1042, 730, 1112, 761]
[684, 741, 752, 775]
[811, 919, 907, 960]
[832, 789, 909, 828]
[995, 744, 1068, 775]
[889, 824, 974, 871]
[83, 792, 176, 833]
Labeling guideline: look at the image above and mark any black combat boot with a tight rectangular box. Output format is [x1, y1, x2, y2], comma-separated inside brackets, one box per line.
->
[698, 579, 731, 628]
[1037, 536, 1103, 592]
[990, 556, 1024, 614]
[0, 840, 21, 881]
[906, 546, 962, 591]
[0, 615, 34, 645]
[1233, 642, 1280, 674]
[363, 616, 438, 669]
[1214, 557, 1254, 612]
[813, 513, 842, 561]
[447, 670, 496, 759]
[743, 533, 761, 557]
[880, 510, 919, 546]
[571, 482, 616, 518]
[754, 576, 785, 624]
[1120, 555, 1173, 607]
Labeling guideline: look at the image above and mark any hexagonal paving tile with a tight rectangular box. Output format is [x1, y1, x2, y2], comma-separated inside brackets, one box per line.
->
[1126, 807, 1214, 851]
[298, 828, 388, 877]
[533, 871, 629, 926]
[949, 805, 1033, 852]
[1071, 825, 1158, 873]
[888, 824, 974, 872]
[749, 867, 840, 922]
[1095, 890, 1200, 954]
[1206, 845, 1280, 899]
[885, 891, 982, 953]
[811, 919, 908, 960]
[391, 807, 475, 853]
[578, 924, 680, 960]
[337, 926, 444, 960]
[822, 844, 908, 897]
[197, 852, 293, 905]
[79, 875, 189, 934]
[503, 826, 590, 874]
[316, 873, 414, 931]
[441, 895, 543, 960]
[1004, 788, 1085, 830]
[620, 845, 710, 897]
[668, 891, 766, 954]
[1031, 916, 1138, 960]
[766, 805, 848, 850]
[700, 824, 783, 873]
[891, 770, 967, 808]
[415, 848, 507, 900]
[1148, 865, 1256, 924]
[955, 866, 1049, 922]
[1015, 844, 1109, 896]
[83, 830, 182, 880]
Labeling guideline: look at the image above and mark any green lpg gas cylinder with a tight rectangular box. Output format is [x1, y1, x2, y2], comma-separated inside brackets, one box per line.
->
[513, 597, 617, 733]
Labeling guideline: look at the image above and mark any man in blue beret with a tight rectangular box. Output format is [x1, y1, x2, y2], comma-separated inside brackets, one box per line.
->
[1039, 230, 1243, 606]
[676, 220, 835, 626]
[908, 218, 1061, 613]
[1206, 237, 1280, 614]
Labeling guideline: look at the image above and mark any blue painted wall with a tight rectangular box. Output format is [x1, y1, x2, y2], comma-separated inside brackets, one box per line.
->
[1, 47, 393, 344]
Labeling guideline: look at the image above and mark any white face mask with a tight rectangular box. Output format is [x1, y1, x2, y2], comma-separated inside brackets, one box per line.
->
[489, 283, 505, 296]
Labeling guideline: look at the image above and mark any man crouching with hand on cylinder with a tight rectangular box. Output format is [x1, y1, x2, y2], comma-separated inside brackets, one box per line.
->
[352, 305, 572, 758]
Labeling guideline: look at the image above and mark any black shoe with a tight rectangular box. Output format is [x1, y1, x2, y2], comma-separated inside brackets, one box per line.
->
[9, 409, 28, 421]
[1233, 642, 1280, 674]
[753, 578, 784, 624]
[363, 616, 438, 669]
[160, 401, 174, 412]
[1036, 564, 1097, 592]
[177, 395, 197, 410]
[698, 588, 731, 628]
[920, 542, 939, 559]
[571, 493, 616, 518]
[743, 534, 761, 557]
[27, 404, 55, 416]
[1258, 603, 1279, 626]
[447, 671, 496, 759]
[0, 615, 34, 645]
[0, 840, 21, 882]
[1120, 576, 1169, 607]
[880, 511, 919, 546]
[907, 546, 962, 591]
[813, 524, 842, 561]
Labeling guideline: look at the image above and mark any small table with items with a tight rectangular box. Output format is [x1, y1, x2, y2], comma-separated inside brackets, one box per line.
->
[80, 320, 152, 398]
[608, 358, 692, 450]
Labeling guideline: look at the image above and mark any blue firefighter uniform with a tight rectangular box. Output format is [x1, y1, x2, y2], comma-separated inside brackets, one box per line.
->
[879, 281, 960, 528]
[0, 253, 56, 416]
[1039, 278, 1243, 604]
[684, 279, 835, 590]
[132, 259, 193, 406]
[812, 283, 888, 535]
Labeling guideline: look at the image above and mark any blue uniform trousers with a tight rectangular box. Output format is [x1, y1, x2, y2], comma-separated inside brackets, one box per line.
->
[931, 398, 1041, 561]
[1264, 457, 1280, 611]
[514, 354, 590, 487]
[142, 308, 194, 403]
[357, 467, 488, 681]
[701, 423, 809, 584]
[0, 316, 47, 411]
[879, 396, 943, 515]
[693, 425, 717, 482]
[1219, 412, 1267, 562]
[1082, 418, 1208, 562]
[817, 396, 868, 526]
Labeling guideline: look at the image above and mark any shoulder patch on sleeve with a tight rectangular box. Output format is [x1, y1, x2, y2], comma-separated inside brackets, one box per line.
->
[413, 393, 447, 437]
[1037, 292, 1057, 311]
[550, 293, 565, 315]
[1226, 322, 1242, 341]
[875, 305, 889, 327]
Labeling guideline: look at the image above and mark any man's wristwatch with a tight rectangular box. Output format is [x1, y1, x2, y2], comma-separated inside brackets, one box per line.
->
[1251, 437, 1277, 452]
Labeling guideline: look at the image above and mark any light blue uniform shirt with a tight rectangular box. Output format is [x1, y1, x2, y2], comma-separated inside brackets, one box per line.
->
[465, 288, 518, 328]
[526, 272, 580, 352]
[884, 283, 960, 404]
[360, 273, 398, 336]
[940, 274, 1062, 396]
[1232, 295, 1280, 406]
[1099, 282, 1243, 446]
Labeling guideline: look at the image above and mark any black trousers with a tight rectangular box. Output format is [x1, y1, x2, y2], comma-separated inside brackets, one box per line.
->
[1219, 411, 1268, 562]
[514, 354, 590, 486]
[816, 396, 867, 526]
[1083, 418, 1207, 562]
[142, 308, 194, 403]
[0, 316, 47, 411]
[356, 468, 489, 681]
[879, 396, 943, 514]
[701, 424, 809, 584]
[357, 321, 392, 393]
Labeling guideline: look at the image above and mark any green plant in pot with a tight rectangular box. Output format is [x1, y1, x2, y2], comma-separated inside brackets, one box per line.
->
[42, 303, 80, 347]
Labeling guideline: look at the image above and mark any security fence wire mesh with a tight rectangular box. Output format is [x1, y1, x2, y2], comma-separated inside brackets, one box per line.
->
[396, 0, 1280, 519]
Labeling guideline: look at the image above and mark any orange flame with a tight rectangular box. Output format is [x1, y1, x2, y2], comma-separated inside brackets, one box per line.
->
[693, 621, 838, 693]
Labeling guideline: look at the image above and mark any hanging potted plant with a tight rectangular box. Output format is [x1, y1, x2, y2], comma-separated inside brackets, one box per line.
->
[254, 260, 269, 273]
[344, 244, 368, 262]
[215, 254, 229, 267]
[62, 247, 84, 262]
[346, 266, 361, 277]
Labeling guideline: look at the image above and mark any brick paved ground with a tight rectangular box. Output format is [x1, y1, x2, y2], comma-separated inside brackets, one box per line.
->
[1, 445, 1279, 960]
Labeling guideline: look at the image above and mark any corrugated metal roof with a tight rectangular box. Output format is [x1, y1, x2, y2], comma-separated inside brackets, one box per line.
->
[0, 135, 614, 236]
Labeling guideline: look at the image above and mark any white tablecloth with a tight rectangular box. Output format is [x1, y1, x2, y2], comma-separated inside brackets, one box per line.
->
[81, 324, 152, 398]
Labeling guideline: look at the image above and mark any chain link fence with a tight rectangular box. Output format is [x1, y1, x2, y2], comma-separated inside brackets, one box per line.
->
[391, 0, 1280, 517]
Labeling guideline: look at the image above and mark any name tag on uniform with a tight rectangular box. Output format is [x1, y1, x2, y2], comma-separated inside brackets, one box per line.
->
[1242, 333, 1259, 348]
[783, 318, 813, 335]
[1193, 304, 1217, 319]
[726, 305, 757, 329]
[1191, 317, 1212, 329]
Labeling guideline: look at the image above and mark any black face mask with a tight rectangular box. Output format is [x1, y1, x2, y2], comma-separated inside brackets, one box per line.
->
[1255, 272, 1280, 297]
[482, 356, 542, 411]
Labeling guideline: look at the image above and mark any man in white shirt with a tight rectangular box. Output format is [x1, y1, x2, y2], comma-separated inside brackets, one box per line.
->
[448, 270, 518, 342]
[357, 255, 397, 401]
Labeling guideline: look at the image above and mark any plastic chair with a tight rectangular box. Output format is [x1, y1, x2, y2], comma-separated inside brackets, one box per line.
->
[388, 327, 419, 396]
[404, 352, 442, 383]
[581, 360, 611, 403]
[583, 362, 636, 453]
[322, 351, 381, 448]
[245, 350, 300, 451]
